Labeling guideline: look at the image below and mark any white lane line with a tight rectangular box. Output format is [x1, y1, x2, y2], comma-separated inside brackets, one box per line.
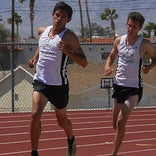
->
[0, 138, 156, 156]
[97, 148, 156, 156]
[0, 129, 156, 145]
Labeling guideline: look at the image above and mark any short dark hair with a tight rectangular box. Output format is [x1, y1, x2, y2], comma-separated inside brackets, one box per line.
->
[127, 12, 145, 27]
[52, 2, 73, 19]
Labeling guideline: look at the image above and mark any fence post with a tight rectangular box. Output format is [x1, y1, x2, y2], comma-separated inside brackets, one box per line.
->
[11, 0, 15, 112]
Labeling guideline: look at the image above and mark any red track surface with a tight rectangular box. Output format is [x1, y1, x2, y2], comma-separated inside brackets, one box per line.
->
[0, 108, 156, 156]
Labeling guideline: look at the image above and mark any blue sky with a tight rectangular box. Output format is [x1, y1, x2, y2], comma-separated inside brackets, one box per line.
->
[0, 0, 156, 38]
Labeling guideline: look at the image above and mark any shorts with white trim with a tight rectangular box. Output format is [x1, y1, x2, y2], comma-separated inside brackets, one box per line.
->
[112, 84, 143, 103]
[33, 80, 69, 109]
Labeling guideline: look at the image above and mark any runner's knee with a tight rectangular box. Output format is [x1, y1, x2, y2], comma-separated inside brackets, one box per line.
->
[31, 111, 41, 123]
[117, 113, 128, 130]
[57, 117, 71, 128]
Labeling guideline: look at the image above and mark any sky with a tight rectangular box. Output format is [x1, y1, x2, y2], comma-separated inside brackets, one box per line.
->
[0, 0, 156, 38]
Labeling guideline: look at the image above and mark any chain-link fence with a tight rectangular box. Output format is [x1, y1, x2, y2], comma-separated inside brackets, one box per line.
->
[0, 41, 156, 113]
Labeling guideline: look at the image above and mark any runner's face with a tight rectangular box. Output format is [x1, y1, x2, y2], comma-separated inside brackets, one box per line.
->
[52, 9, 70, 28]
[126, 18, 141, 37]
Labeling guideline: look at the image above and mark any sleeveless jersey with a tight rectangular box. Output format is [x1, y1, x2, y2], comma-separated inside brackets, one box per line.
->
[114, 35, 143, 88]
[34, 26, 68, 85]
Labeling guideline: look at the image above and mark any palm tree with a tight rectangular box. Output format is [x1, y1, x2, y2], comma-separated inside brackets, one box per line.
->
[18, 0, 35, 38]
[78, 0, 84, 38]
[14, 13, 22, 37]
[100, 8, 118, 38]
[85, 0, 92, 42]
[29, 0, 35, 38]
[7, 12, 22, 37]
[144, 22, 156, 37]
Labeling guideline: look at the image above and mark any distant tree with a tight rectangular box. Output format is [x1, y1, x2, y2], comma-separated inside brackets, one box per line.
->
[85, 0, 92, 42]
[29, 0, 35, 38]
[0, 23, 11, 70]
[0, 15, 2, 22]
[154, 26, 156, 36]
[18, 0, 25, 3]
[142, 32, 149, 38]
[7, 12, 22, 37]
[78, 0, 84, 38]
[7, 12, 23, 68]
[143, 22, 156, 38]
[0, 24, 10, 42]
[18, 0, 35, 38]
[83, 23, 112, 38]
[100, 8, 118, 38]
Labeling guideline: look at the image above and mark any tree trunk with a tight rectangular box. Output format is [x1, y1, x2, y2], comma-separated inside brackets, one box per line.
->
[29, 0, 35, 38]
[85, 0, 92, 42]
[78, 0, 84, 39]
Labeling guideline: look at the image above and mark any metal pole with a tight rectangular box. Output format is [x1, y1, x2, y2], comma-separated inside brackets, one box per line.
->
[11, 0, 15, 112]
[108, 88, 111, 108]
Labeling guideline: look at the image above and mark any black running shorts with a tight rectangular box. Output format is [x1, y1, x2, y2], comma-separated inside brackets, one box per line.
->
[33, 80, 69, 109]
[112, 84, 143, 103]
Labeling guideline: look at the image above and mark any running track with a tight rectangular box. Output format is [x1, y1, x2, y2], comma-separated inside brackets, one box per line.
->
[0, 108, 156, 156]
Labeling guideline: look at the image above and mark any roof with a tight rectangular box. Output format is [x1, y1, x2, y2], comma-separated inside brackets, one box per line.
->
[0, 65, 34, 83]
[83, 37, 156, 43]
[86, 38, 115, 43]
